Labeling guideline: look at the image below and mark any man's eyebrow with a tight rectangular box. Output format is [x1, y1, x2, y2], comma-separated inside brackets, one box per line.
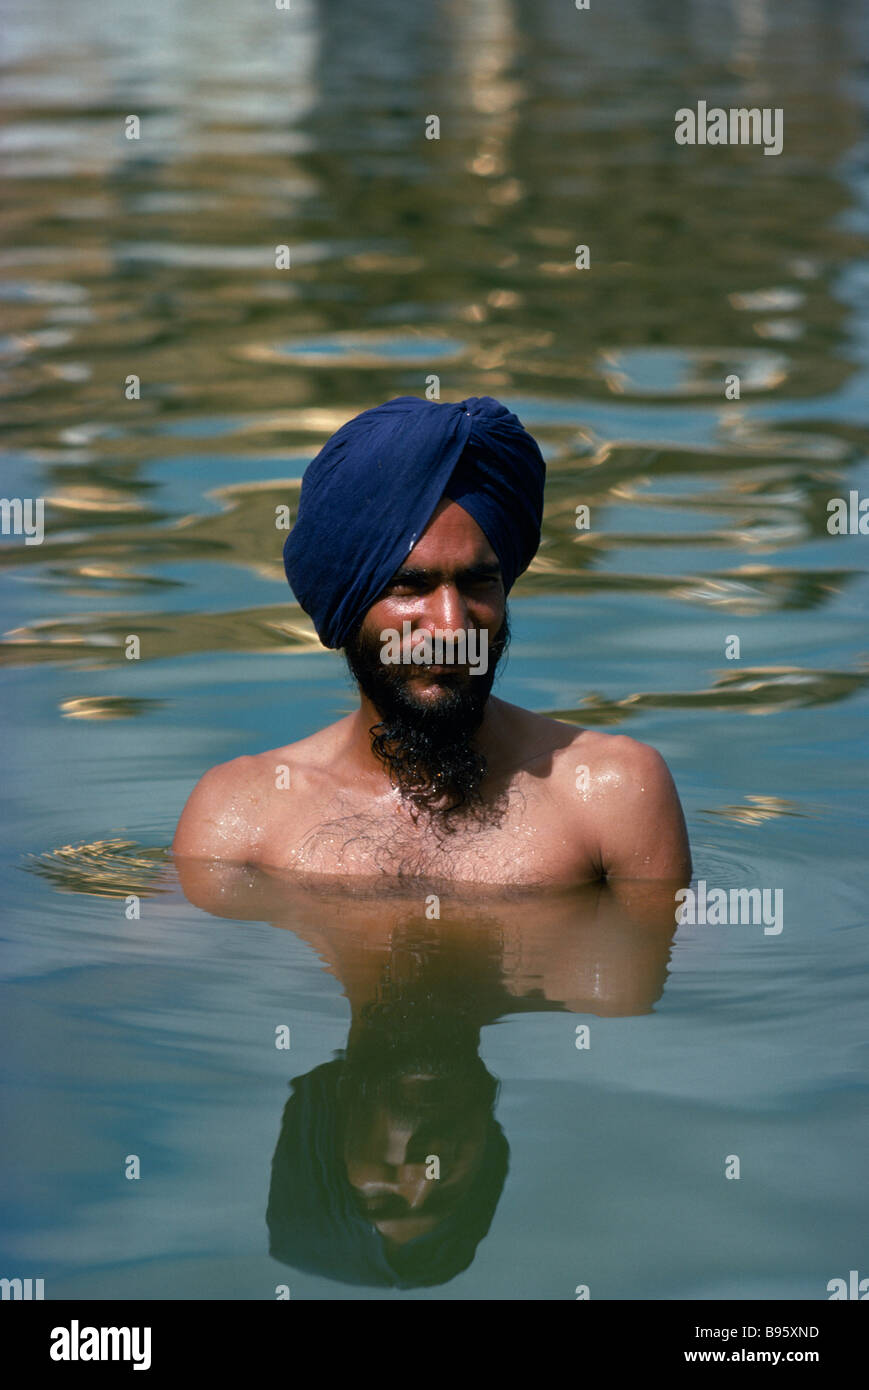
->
[387, 562, 502, 585]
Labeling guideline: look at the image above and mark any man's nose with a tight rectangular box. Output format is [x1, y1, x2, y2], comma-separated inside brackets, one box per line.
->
[396, 1166, 434, 1211]
[423, 582, 469, 632]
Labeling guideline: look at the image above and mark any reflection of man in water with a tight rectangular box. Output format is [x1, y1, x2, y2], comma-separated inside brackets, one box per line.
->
[176, 863, 677, 1287]
[174, 395, 690, 885]
[268, 964, 510, 1288]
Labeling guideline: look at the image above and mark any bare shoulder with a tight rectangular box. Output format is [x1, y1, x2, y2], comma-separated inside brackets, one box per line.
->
[561, 725, 675, 786]
[572, 727, 690, 880]
[171, 718, 349, 863]
[517, 713, 691, 881]
[497, 700, 670, 786]
[171, 752, 271, 863]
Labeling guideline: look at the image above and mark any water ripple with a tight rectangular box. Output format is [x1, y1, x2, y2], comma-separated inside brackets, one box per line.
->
[548, 665, 869, 725]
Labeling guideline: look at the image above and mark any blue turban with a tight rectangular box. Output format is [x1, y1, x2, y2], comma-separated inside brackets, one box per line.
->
[283, 395, 546, 649]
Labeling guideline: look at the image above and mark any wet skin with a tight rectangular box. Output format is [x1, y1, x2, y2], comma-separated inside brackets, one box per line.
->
[173, 500, 692, 888]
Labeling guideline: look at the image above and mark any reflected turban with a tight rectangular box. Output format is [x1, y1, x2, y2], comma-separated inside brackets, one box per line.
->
[266, 1058, 509, 1288]
[282, 395, 546, 648]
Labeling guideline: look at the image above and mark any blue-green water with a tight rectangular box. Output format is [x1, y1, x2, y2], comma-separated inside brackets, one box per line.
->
[1, 0, 867, 1298]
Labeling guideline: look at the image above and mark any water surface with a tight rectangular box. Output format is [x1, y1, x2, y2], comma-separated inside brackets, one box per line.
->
[1, 0, 867, 1298]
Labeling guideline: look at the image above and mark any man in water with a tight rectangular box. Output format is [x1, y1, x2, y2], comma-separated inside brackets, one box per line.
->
[173, 395, 690, 886]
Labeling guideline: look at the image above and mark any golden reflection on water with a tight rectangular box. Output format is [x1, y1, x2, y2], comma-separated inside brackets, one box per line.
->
[700, 795, 812, 825]
[26, 838, 172, 898]
[548, 664, 869, 726]
[59, 695, 165, 719]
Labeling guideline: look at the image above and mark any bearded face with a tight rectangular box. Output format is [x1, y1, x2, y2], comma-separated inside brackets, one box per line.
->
[344, 612, 510, 821]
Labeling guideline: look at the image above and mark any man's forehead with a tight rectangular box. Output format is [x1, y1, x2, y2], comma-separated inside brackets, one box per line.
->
[403, 498, 498, 567]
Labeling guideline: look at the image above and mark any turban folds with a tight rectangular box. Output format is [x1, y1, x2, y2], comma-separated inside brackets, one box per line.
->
[283, 395, 545, 648]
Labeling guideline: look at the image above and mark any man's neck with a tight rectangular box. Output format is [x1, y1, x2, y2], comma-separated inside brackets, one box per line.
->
[346, 692, 507, 784]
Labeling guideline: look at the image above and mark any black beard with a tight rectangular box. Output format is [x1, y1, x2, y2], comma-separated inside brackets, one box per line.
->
[344, 613, 510, 823]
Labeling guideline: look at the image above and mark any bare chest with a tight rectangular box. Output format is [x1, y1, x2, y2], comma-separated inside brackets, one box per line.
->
[264, 787, 585, 886]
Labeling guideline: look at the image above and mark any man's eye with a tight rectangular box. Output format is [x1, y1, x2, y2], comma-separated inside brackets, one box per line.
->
[462, 577, 499, 593]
